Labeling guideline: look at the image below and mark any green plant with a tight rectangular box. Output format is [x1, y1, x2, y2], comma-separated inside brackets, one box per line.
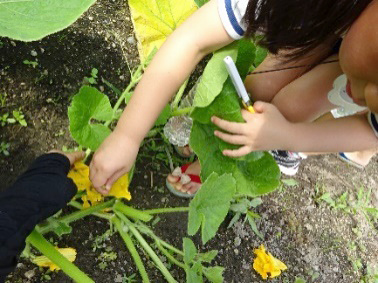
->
[0, 141, 10, 156]
[0, 92, 7, 107]
[0, 0, 96, 41]
[23, 59, 38, 68]
[84, 68, 99, 84]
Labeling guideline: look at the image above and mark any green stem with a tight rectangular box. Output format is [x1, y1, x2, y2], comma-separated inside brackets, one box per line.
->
[112, 217, 150, 283]
[143, 207, 189, 215]
[159, 241, 185, 257]
[39, 200, 115, 234]
[155, 241, 185, 269]
[112, 65, 143, 116]
[171, 107, 194, 116]
[136, 222, 184, 256]
[27, 230, 94, 283]
[69, 201, 113, 220]
[171, 79, 189, 110]
[116, 212, 177, 283]
[113, 200, 153, 222]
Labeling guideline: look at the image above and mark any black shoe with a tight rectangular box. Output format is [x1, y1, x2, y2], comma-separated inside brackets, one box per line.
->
[269, 150, 304, 176]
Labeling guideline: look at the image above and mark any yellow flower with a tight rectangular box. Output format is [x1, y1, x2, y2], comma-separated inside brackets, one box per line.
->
[32, 248, 77, 271]
[68, 162, 131, 207]
[253, 245, 287, 280]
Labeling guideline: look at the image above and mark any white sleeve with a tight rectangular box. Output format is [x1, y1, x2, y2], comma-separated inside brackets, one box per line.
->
[217, 0, 248, 39]
[367, 112, 378, 138]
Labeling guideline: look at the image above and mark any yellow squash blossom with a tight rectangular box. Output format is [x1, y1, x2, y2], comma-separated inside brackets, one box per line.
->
[68, 162, 131, 208]
[253, 245, 287, 279]
[33, 248, 77, 271]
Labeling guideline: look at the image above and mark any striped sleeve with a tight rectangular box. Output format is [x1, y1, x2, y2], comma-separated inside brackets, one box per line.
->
[367, 112, 378, 138]
[218, 0, 248, 39]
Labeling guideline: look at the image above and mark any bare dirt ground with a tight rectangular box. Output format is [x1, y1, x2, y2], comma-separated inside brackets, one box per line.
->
[0, 0, 377, 282]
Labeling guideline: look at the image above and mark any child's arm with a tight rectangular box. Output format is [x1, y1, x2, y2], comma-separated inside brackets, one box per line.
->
[90, 0, 236, 193]
[0, 151, 83, 281]
[212, 102, 378, 156]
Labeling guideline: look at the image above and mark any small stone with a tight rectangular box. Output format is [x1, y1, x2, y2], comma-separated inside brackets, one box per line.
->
[10, 41, 16, 46]
[127, 36, 136, 45]
[30, 50, 38, 57]
[88, 16, 94, 20]
[99, 86, 105, 92]
[119, 75, 125, 81]
[111, 43, 116, 48]
[234, 236, 241, 247]
[24, 270, 35, 279]
[234, 248, 239, 255]
[40, 48, 45, 54]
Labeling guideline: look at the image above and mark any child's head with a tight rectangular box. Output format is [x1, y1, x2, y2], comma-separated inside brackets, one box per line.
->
[339, 1, 378, 113]
[243, 0, 372, 59]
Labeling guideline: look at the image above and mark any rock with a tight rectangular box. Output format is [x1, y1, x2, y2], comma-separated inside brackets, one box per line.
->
[24, 270, 35, 280]
[234, 236, 241, 247]
[114, 274, 123, 283]
[30, 50, 38, 57]
[127, 36, 136, 45]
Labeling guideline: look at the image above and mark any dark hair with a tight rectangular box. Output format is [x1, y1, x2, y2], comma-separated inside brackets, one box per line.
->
[243, 0, 372, 60]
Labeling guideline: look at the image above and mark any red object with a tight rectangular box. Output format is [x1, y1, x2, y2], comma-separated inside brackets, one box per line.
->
[180, 163, 202, 184]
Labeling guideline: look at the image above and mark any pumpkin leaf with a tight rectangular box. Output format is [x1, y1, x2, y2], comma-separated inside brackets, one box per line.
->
[0, 0, 95, 41]
[68, 86, 113, 150]
[128, 0, 197, 61]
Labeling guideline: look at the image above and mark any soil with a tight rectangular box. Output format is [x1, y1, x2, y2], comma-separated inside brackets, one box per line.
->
[1, 1, 377, 283]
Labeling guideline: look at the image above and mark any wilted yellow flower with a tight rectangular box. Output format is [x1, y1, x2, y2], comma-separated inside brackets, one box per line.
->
[253, 245, 287, 279]
[32, 248, 77, 271]
[68, 162, 131, 207]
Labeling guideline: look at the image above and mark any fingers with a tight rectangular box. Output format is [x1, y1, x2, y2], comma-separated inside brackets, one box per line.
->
[89, 161, 110, 193]
[211, 116, 246, 134]
[222, 146, 252, 157]
[65, 151, 86, 165]
[48, 150, 85, 165]
[105, 170, 126, 191]
[214, 130, 247, 145]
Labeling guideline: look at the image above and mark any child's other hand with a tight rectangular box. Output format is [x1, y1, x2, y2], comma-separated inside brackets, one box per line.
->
[212, 101, 292, 157]
[48, 150, 85, 166]
[89, 130, 139, 195]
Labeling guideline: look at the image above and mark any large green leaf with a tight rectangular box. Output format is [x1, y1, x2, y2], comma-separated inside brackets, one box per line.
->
[188, 173, 236, 244]
[0, 0, 96, 41]
[190, 121, 280, 197]
[68, 86, 113, 150]
[193, 43, 238, 108]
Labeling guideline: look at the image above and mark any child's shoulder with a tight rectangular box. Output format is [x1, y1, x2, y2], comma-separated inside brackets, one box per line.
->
[217, 0, 249, 40]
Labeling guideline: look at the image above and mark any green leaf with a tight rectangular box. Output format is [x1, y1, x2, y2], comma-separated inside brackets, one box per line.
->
[246, 213, 264, 239]
[249, 197, 262, 208]
[190, 121, 280, 197]
[0, 0, 96, 41]
[155, 105, 171, 126]
[193, 43, 238, 108]
[203, 266, 224, 283]
[68, 86, 113, 150]
[294, 278, 306, 283]
[198, 250, 217, 263]
[186, 262, 204, 283]
[282, 179, 298, 187]
[194, 0, 209, 7]
[183, 238, 197, 265]
[188, 173, 236, 244]
[254, 45, 268, 67]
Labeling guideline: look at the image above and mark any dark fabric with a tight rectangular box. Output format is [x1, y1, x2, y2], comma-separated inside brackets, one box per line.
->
[0, 153, 77, 282]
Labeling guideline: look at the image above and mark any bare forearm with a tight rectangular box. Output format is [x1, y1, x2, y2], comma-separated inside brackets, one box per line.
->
[114, 0, 232, 144]
[288, 114, 378, 152]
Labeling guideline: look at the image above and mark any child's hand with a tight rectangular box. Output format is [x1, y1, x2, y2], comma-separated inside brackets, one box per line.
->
[89, 130, 139, 195]
[48, 150, 85, 166]
[212, 101, 292, 157]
